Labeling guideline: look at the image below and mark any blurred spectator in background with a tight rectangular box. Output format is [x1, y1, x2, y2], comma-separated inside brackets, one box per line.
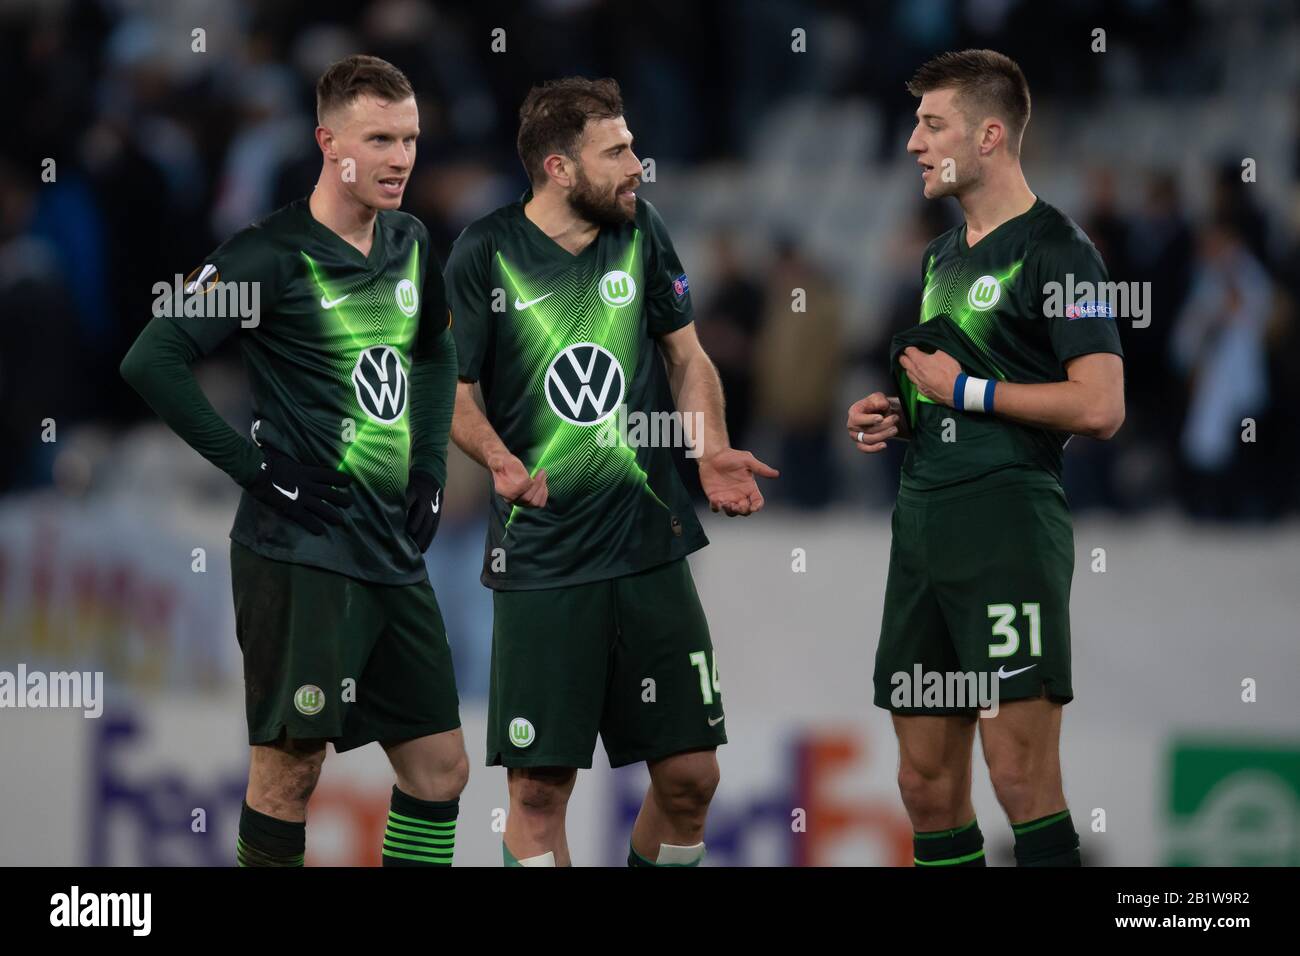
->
[1110, 170, 1197, 509]
[0, 157, 91, 490]
[1082, 167, 1134, 290]
[1065, 167, 1136, 512]
[1171, 215, 1274, 520]
[1211, 160, 1274, 271]
[754, 238, 843, 509]
[697, 231, 765, 450]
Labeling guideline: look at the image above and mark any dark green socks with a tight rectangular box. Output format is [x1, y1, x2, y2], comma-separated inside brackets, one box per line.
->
[913, 818, 987, 867]
[237, 801, 305, 867]
[382, 786, 458, 867]
[1012, 809, 1081, 866]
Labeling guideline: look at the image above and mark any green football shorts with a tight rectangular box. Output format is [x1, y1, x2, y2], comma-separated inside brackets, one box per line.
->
[487, 558, 726, 769]
[231, 541, 461, 752]
[873, 467, 1076, 715]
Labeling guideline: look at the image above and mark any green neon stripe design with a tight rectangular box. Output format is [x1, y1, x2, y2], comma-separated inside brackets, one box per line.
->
[384, 816, 457, 832]
[914, 818, 979, 840]
[384, 827, 455, 847]
[914, 848, 986, 866]
[496, 231, 667, 531]
[382, 840, 453, 861]
[1011, 809, 1071, 835]
[384, 816, 457, 837]
[382, 849, 453, 864]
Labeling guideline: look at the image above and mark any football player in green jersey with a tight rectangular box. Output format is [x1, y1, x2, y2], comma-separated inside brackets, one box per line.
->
[121, 56, 468, 866]
[848, 50, 1125, 867]
[446, 78, 777, 867]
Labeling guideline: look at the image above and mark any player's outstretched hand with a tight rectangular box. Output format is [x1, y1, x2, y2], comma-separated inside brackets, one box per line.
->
[699, 448, 779, 517]
[405, 470, 443, 552]
[246, 445, 353, 534]
[847, 392, 904, 452]
[489, 451, 548, 508]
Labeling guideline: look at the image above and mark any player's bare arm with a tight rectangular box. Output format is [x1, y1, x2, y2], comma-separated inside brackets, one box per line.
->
[847, 393, 911, 452]
[450, 380, 548, 507]
[898, 347, 1125, 439]
[658, 322, 779, 516]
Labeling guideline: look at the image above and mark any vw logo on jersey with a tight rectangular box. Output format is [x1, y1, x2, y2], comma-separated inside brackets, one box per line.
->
[545, 343, 625, 426]
[967, 274, 1001, 312]
[598, 269, 637, 307]
[352, 345, 408, 424]
[395, 278, 419, 317]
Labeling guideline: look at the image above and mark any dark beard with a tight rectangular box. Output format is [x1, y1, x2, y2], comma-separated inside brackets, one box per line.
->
[569, 166, 634, 227]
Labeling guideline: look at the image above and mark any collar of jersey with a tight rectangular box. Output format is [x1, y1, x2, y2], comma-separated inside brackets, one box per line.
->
[516, 189, 604, 262]
[957, 196, 1042, 256]
[296, 196, 389, 272]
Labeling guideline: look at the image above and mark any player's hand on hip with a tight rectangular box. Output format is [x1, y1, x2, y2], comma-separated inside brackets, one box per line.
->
[489, 452, 547, 508]
[246, 445, 353, 534]
[847, 392, 900, 452]
[699, 448, 779, 517]
[899, 347, 961, 405]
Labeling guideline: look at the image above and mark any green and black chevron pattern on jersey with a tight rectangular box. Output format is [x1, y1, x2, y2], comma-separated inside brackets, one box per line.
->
[889, 198, 1124, 490]
[446, 193, 708, 590]
[495, 234, 669, 531]
[918, 254, 1022, 375]
[300, 244, 420, 501]
[164, 197, 449, 584]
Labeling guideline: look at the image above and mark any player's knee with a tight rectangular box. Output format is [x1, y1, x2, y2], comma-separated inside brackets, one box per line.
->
[510, 767, 576, 817]
[987, 761, 1037, 811]
[653, 760, 720, 818]
[896, 764, 960, 817]
[250, 739, 326, 813]
[398, 749, 470, 802]
[442, 750, 471, 796]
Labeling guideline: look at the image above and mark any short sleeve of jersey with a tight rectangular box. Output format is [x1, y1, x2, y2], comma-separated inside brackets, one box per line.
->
[641, 200, 694, 338]
[445, 225, 494, 382]
[1034, 233, 1125, 364]
[414, 223, 450, 359]
[169, 226, 283, 355]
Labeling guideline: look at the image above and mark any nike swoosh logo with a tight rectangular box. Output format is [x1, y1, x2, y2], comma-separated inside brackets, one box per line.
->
[272, 483, 300, 501]
[321, 293, 350, 309]
[514, 292, 553, 310]
[996, 663, 1037, 679]
[431, 489, 441, 514]
[708, 715, 724, 727]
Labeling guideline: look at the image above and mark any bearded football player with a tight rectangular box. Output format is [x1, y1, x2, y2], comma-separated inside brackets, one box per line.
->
[445, 77, 777, 867]
[121, 55, 468, 867]
[848, 49, 1125, 867]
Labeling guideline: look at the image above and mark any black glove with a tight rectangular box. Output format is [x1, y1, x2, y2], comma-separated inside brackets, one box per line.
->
[405, 470, 443, 552]
[246, 444, 353, 534]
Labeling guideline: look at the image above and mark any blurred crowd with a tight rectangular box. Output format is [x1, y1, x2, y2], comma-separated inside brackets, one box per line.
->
[1, 0, 1297, 521]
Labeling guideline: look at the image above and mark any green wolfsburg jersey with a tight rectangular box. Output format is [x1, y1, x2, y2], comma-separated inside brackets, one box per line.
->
[171, 197, 448, 584]
[890, 198, 1124, 490]
[446, 194, 708, 590]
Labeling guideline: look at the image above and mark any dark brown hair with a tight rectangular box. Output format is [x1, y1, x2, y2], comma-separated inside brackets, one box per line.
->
[316, 55, 414, 124]
[906, 49, 1031, 155]
[516, 77, 624, 185]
